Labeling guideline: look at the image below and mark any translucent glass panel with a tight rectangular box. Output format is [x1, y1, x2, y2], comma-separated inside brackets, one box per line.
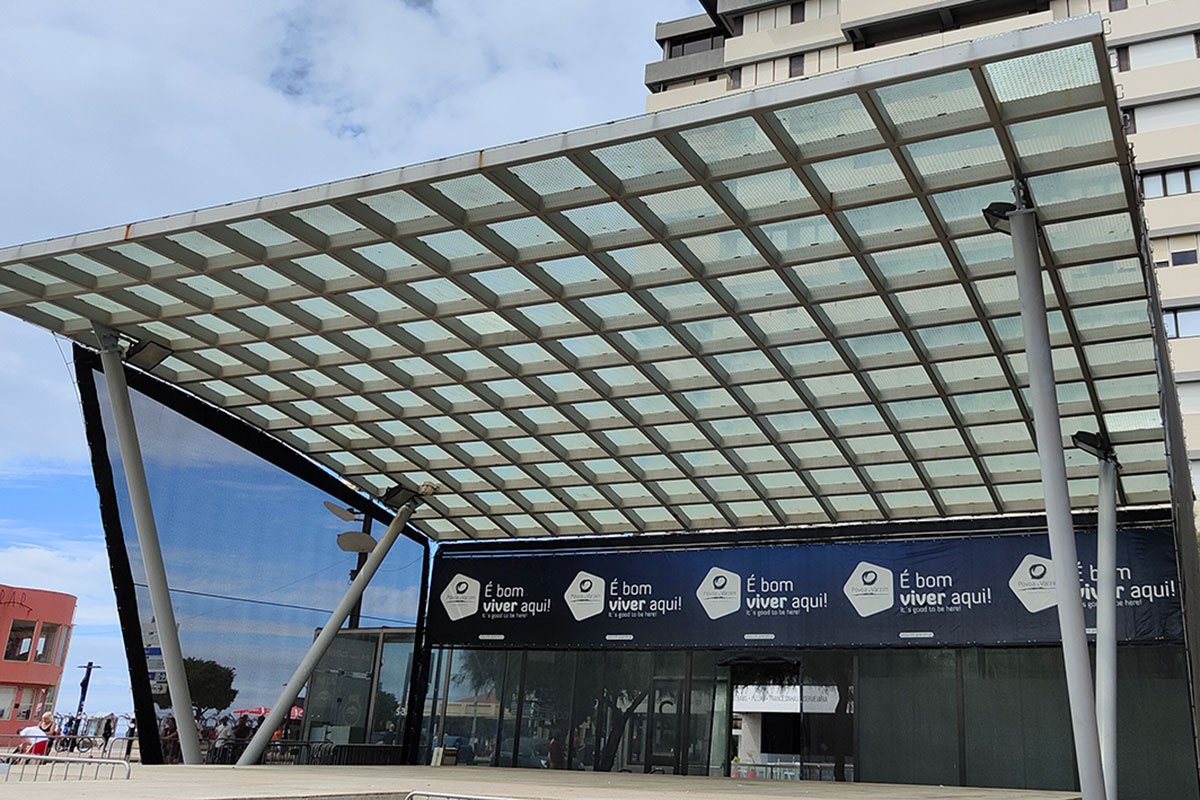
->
[0, 32, 1170, 538]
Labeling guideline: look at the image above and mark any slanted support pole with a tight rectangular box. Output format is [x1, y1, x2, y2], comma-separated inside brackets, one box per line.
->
[238, 489, 430, 766]
[93, 324, 202, 765]
[1096, 456, 1119, 800]
[1010, 206, 1107, 800]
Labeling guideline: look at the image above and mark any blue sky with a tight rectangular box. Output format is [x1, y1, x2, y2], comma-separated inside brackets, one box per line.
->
[0, 0, 697, 716]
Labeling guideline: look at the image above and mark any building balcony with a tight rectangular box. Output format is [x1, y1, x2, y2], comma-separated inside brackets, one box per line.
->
[1158, 263, 1200, 308]
[645, 47, 727, 89]
[839, 10, 1054, 69]
[1145, 192, 1200, 239]
[646, 78, 733, 113]
[1106, 0, 1200, 48]
[1131, 124, 1200, 170]
[724, 15, 845, 64]
[1119, 60, 1200, 107]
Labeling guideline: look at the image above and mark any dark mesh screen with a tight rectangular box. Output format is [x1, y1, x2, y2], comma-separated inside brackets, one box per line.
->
[87, 369, 424, 732]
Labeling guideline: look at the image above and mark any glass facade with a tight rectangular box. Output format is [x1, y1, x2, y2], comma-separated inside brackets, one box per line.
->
[303, 628, 416, 746]
[85, 367, 426, 750]
[419, 645, 1197, 798]
[422, 648, 727, 775]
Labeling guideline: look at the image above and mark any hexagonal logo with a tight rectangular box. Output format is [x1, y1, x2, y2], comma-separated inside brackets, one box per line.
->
[1009, 554, 1056, 613]
[696, 567, 742, 620]
[564, 571, 605, 621]
[843, 561, 894, 618]
[439, 573, 481, 621]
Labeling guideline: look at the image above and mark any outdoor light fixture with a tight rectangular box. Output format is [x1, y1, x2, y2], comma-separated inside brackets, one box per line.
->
[336, 530, 378, 553]
[1072, 430, 1117, 463]
[982, 201, 1018, 235]
[125, 339, 173, 371]
[380, 481, 438, 509]
[322, 500, 360, 522]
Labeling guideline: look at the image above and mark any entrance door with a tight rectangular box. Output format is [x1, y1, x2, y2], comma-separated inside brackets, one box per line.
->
[645, 652, 688, 774]
[647, 676, 683, 773]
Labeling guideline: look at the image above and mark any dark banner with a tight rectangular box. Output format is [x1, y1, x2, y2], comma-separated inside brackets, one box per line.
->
[427, 528, 1182, 649]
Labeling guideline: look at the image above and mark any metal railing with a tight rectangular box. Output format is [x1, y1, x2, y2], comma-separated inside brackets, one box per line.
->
[1, 733, 137, 760]
[208, 739, 406, 766]
[404, 794, 526, 800]
[0, 753, 131, 782]
[730, 761, 854, 782]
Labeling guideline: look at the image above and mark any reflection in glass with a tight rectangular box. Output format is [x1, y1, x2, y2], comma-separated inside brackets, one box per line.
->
[371, 632, 415, 745]
[33, 623, 58, 664]
[304, 633, 376, 744]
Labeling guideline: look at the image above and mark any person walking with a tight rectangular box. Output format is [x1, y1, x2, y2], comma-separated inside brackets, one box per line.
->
[124, 718, 137, 761]
[211, 717, 234, 764]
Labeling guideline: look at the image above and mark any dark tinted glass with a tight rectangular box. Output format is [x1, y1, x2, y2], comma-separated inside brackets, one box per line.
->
[91, 371, 424, 736]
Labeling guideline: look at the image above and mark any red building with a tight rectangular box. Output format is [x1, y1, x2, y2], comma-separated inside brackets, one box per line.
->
[0, 584, 76, 737]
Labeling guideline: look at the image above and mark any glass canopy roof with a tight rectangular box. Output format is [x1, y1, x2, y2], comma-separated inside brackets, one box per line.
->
[0, 16, 1169, 541]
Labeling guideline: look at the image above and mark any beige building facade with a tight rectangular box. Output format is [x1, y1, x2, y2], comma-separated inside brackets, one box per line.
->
[647, 0, 1200, 500]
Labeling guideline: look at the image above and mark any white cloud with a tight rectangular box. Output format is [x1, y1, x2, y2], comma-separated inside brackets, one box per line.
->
[0, 0, 703, 715]
[0, 322, 88, 471]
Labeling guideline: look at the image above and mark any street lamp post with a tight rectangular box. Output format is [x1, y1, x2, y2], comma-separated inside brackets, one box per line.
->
[1073, 430, 1121, 800]
[984, 196, 1107, 800]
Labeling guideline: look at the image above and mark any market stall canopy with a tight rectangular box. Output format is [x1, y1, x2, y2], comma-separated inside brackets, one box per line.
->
[0, 16, 1170, 541]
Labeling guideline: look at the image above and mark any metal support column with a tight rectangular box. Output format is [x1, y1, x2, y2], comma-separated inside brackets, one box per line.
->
[94, 324, 202, 765]
[237, 488, 430, 766]
[1096, 456, 1119, 800]
[1010, 207, 1107, 800]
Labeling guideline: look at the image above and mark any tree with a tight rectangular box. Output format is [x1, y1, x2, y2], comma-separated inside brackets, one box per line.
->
[152, 657, 238, 719]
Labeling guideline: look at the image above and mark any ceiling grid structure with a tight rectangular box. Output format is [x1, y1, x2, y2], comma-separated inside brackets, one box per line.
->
[0, 17, 1171, 541]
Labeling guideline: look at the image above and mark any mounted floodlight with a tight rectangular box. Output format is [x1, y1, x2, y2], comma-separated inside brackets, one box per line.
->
[322, 500, 360, 522]
[982, 201, 1018, 235]
[336, 531, 378, 553]
[380, 482, 438, 509]
[1072, 430, 1117, 463]
[125, 339, 174, 371]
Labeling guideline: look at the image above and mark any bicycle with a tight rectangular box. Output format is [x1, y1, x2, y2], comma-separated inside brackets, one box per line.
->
[53, 735, 94, 755]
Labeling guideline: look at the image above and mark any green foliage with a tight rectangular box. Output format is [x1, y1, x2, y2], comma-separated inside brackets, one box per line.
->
[152, 657, 238, 717]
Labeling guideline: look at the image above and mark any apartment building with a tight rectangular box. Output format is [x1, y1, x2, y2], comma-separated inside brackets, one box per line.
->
[647, 0, 1200, 493]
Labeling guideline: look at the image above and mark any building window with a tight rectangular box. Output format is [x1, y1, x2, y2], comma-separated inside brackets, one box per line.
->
[14, 687, 33, 721]
[789, 54, 805, 77]
[1142, 166, 1200, 199]
[731, 15, 743, 36]
[791, 3, 805, 24]
[1169, 308, 1200, 338]
[34, 623, 59, 664]
[55, 626, 70, 666]
[1124, 108, 1136, 134]
[1165, 306, 1200, 338]
[1109, 0, 1127, 10]
[4, 620, 36, 661]
[0, 686, 13, 720]
[668, 33, 724, 59]
[730, 67, 742, 89]
[1114, 46, 1130, 72]
[1164, 312, 1179, 338]
[1174, 250, 1199, 266]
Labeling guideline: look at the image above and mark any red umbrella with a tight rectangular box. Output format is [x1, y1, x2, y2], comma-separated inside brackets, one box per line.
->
[231, 706, 270, 717]
[230, 705, 304, 719]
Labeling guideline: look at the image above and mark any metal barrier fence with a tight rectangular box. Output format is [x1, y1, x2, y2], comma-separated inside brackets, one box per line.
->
[205, 739, 406, 766]
[0, 753, 131, 782]
[1, 733, 138, 760]
[730, 761, 854, 781]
